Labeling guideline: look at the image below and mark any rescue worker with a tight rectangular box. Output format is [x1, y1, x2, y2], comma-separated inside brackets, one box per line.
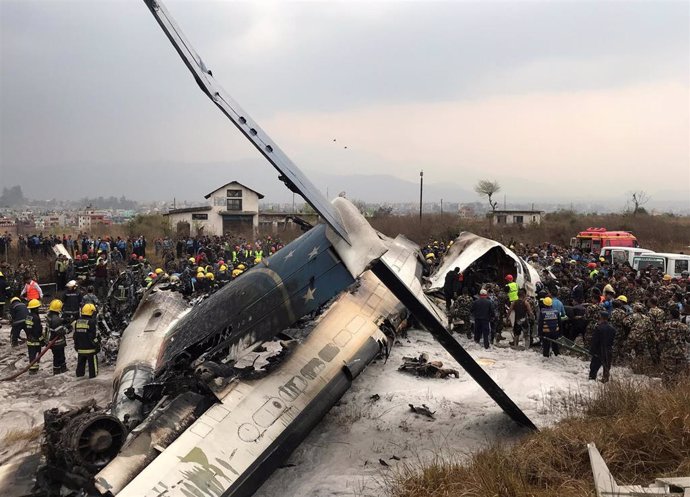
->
[62, 280, 81, 324]
[73, 303, 99, 378]
[659, 308, 689, 385]
[21, 275, 43, 302]
[46, 299, 68, 374]
[504, 274, 519, 304]
[217, 264, 230, 284]
[471, 289, 494, 349]
[0, 270, 10, 324]
[589, 311, 616, 382]
[538, 297, 561, 358]
[9, 297, 28, 347]
[25, 299, 44, 374]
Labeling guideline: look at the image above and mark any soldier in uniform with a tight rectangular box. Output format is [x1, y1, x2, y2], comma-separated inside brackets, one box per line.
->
[609, 297, 629, 362]
[648, 300, 666, 365]
[659, 307, 689, 385]
[450, 295, 474, 338]
[583, 291, 602, 349]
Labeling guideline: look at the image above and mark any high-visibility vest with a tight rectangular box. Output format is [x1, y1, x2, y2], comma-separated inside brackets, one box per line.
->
[506, 282, 519, 302]
[24, 282, 41, 301]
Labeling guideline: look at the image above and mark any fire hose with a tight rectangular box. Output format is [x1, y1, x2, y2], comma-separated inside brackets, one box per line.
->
[0, 335, 62, 382]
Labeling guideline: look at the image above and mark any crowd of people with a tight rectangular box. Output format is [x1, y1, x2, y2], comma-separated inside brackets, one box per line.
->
[2, 230, 689, 386]
[0, 232, 287, 379]
[442, 241, 690, 385]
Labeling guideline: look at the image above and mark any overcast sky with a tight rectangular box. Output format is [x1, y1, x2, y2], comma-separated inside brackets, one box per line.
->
[1, 0, 689, 205]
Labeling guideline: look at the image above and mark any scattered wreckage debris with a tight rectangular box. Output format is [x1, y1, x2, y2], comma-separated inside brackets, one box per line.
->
[399, 353, 460, 379]
[409, 404, 436, 419]
[588, 443, 690, 496]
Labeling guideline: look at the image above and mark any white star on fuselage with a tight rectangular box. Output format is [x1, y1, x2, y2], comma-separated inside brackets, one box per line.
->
[284, 250, 295, 261]
[308, 246, 319, 260]
[304, 287, 316, 303]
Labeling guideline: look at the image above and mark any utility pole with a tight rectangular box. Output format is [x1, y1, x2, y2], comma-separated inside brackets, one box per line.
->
[419, 170, 424, 221]
[441, 198, 443, 214]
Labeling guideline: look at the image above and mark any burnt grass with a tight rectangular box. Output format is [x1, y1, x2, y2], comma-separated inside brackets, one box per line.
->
[387, 378, 690, 497]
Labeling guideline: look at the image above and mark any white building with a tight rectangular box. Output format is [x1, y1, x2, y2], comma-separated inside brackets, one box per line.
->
[165, 181, 264, 236]
[491, 209, 544, 226]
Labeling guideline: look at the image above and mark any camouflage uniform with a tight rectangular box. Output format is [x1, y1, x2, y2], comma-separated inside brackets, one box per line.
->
[609, 308, 629, 361]
[647, 307, 666, 365]
[450, 295, 473, 338]
[557, 286, 571, 306]
[659, 319, 690, 385]
[583, 303, 602, 349]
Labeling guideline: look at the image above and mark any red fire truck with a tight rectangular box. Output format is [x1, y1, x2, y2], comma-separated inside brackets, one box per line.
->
[570, 227, 639, 255]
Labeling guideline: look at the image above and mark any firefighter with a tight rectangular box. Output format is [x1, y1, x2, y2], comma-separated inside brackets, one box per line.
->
[73, 303, 99, 378]
[46, 299, 68, 374]
[62, 280, 81, 324]
[9, 297, 28, 347]
[25, 299, 44, 375]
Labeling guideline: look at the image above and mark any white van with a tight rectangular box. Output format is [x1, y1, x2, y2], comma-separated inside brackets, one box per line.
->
[600, 246, 654, 266]
[632, 252, 690, 278]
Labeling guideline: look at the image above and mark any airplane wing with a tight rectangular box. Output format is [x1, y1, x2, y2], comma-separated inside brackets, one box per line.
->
[142, 0, 349, 243]
[372, 249, 537, 430]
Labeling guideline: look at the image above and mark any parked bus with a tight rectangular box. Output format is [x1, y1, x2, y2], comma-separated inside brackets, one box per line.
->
[570, 227, 638, 255]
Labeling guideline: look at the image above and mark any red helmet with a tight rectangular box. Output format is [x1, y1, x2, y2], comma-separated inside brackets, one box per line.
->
[81, 254, 88, 261]
[218, 260, 225, 265]
[138, 256, 144, 261]
[587, 262, 597, 269]
[131, 253, 138, 260]
[505, 274, 514, 282]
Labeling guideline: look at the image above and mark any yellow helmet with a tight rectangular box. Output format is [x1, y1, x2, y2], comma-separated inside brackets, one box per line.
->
[206, 273, 215, 281]
[155, 268, 164, 275]
[232, 269, 243, 277]
[188, 257, 195, 263]
[49, 299, 64, 312]
[196, 272, 205, 279]
[425, 253, 435, 259]
[10, 297, 21, 303]
[28, 299, 41, 309]
[237, 264, 246, 270]
[543, 297, 553, 307]
[220, 264, 228, 271]
[81, 303, 96, 316]
[663, 274, 672, 281]
[616, 295, 628, 303]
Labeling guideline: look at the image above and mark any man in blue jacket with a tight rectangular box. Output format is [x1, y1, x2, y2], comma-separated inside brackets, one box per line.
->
[471, 289, 494, 349]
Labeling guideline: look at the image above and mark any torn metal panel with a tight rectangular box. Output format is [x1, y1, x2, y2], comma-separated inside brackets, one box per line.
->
[427, 232, 541, 296]
[52, 243, 72, 260]
[587, 443, 685, 496]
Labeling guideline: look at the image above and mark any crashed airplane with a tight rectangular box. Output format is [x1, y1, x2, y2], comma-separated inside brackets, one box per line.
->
[31, 1, 539, 495]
